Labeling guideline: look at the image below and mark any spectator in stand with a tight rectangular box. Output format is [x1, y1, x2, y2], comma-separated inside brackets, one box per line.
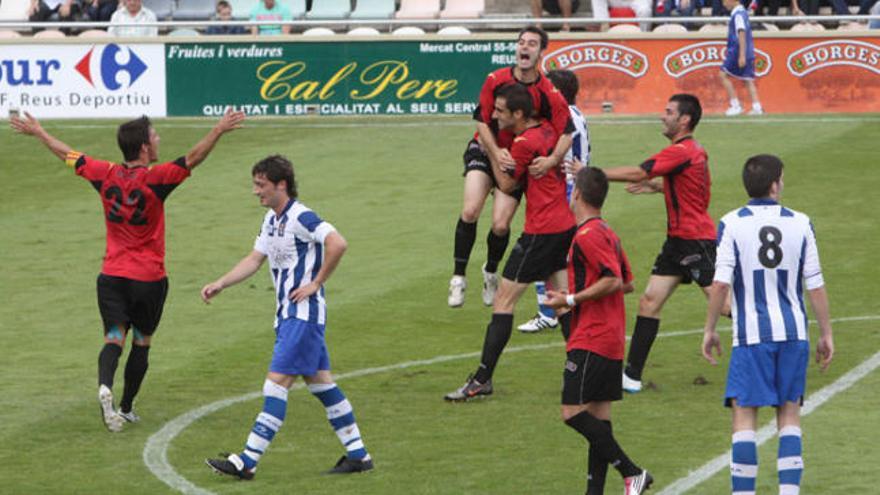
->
[28, 0, 79, 23]
[654, 0, 697, 27]
[207, 0, 247, 35]
[530, 0, 580, 31]
[871, 0, 880, 29]
[86, 0, 117, 22]
[592, 0, 652, 30]
[109, 0, 158, 37]
[250, 0, 291, 36]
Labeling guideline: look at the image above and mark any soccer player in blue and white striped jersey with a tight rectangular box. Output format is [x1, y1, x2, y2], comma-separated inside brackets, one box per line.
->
[201, 155, 372, 479]
[702, 154, 833, 495]
[519, 69, 592, 335]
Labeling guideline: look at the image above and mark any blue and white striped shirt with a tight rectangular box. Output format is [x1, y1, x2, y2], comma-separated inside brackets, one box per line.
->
[254, 199, 336, 328]
[715, 199, 824, 347]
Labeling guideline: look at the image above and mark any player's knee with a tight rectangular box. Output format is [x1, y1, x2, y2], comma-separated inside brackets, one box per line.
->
[490, 221, 510, 236]
[104, 324, 126, 345]
[131, 327, 151, 346]
[638, 293, 661, 315]
[460, 207, 480, 223]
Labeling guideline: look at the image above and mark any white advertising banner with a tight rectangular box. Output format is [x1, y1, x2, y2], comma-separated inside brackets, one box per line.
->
[0, 43, 166, 119]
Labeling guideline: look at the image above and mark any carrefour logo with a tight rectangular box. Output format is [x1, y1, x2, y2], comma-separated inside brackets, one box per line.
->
[542, 42, 648, 78]
[663, 41, 771, 78]
[787, 40, 880, 77]
[75, 44, 147, 90]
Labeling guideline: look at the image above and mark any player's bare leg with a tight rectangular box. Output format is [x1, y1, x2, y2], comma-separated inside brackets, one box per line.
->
[98, 324, 127, 432]
[720, 71, 742, 116]
[450, 171, 493, 307]
[746, 80, 763, 115]
[563, 401, 651, 494]
[624, 275, 681, 392]
[482, 189, 519, 306]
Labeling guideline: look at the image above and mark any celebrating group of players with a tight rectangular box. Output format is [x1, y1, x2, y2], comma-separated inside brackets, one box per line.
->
[10, 24, 834, 495]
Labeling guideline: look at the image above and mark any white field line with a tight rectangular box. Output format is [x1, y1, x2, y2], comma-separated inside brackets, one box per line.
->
[144, 315, 879, 495]
[657, 348, 880, 495]
[43, 115, 880, 130]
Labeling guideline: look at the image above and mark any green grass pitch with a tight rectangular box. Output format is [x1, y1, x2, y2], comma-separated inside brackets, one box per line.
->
[1, 114, 879, 494]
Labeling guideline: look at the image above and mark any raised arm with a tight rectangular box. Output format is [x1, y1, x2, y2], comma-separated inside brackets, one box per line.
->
[185, 108, 246, 169]
[603, 165, 650, 183]
[10, 112, 73, 161]
[201, 250, 266, 303]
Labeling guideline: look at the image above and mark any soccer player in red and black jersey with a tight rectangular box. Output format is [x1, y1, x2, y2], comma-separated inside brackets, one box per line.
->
[10, 109, 244, 431]
[448, 25, 574, 309]
[544, 167, 653, 495]
[602, 94, 728, 393]
[445, 83, 576, 401]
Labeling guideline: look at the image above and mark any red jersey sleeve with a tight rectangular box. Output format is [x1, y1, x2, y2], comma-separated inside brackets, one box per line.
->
[69, 152, 113, 186]
[145, 157, 191, 201]
[639, 142, 692, 178]
[619, 242, 633, 285]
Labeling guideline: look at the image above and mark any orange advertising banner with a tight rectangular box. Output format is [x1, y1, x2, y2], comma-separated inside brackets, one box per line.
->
[543, 35, 880, 115]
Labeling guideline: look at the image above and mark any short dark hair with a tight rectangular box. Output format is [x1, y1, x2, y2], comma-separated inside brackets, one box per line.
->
[669, 93, 702, 131]
[216, 0, 230, 9]
[518, 26, 548, 50]
[575, 166, 609, 209]
[742, 154, 783, 198]
[498, 83, 533, 119]
[252, 155, 297, 198]
[546, 69, 579, 105]
[117, 116, 151, 162]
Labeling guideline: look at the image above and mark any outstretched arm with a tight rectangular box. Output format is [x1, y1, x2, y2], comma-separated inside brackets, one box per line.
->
[10, 112, 73, 161]
[201, 250, 266, 303]
[289, 231, 348, 302]
[185, 108, 246, 169]
[603, 166, 650, 183]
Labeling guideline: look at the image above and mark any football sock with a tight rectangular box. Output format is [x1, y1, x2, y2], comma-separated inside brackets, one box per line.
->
[240, 379, 288, 470]
[586, 420, 612, 495]
[625, 316, 660, 381]
[565, 411, 640, 478]
[484, 229, 509, 274]
[308, 383, 369, 460]
[119, 344, 150, 413]
[98, 342, 123, 388]
[534, 282, 555, 319]
[474, 313, 514, 384]
[453, 218, 477, 276]
[778, 426, 803, 495]
[730, 98, 742, 108]
[559, 311, 572, 342]
[731, 430, 758, 495]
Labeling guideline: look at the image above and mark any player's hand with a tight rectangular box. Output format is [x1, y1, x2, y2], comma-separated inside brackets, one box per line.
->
[544, 289, 569, 309]
[625, 180, 658, 194]
[9, 111, 42, 136]
[289, 281, 319, 303]
[200, 281, 223, 303]
[494, 148, 516, 172]
[529, 155, 557, 178]
[815, 334, 834, 371]
[701, 329, 722, 365]
[215, 108, 246, 134]
[738, 55, 746, 69]
[562, 158, 585, 177]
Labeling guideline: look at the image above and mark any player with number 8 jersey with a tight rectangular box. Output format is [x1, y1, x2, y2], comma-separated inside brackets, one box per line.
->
[10, 109, 245, 432]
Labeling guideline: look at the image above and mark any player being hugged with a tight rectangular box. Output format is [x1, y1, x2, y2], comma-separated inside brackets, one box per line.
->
[445, 83, 576, 401]
[10, 109, 245, 432]
[703, 154, 833, 495]
[448, 26, 573, 309]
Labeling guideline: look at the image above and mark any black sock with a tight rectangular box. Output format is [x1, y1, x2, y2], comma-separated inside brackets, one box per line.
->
[559, 311, 572, 342]
[473, 313, 514, 384]
[565, 411, 640, 479]
[98, 343, 123, 389]
[119, 345, 150, 413]
[625, 316, 660, 381]
[454, 218, 478, 276]
[586, 420, 612, 495]
[484, 229, 509, 274]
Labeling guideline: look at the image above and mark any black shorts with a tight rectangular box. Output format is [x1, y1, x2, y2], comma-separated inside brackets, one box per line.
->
[96, 274, 169, 335]
[561, 349, 623, 405]
[651, 237, 716, 287]
[461, 138, 524, 202]
[502, 227, 575, 283]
